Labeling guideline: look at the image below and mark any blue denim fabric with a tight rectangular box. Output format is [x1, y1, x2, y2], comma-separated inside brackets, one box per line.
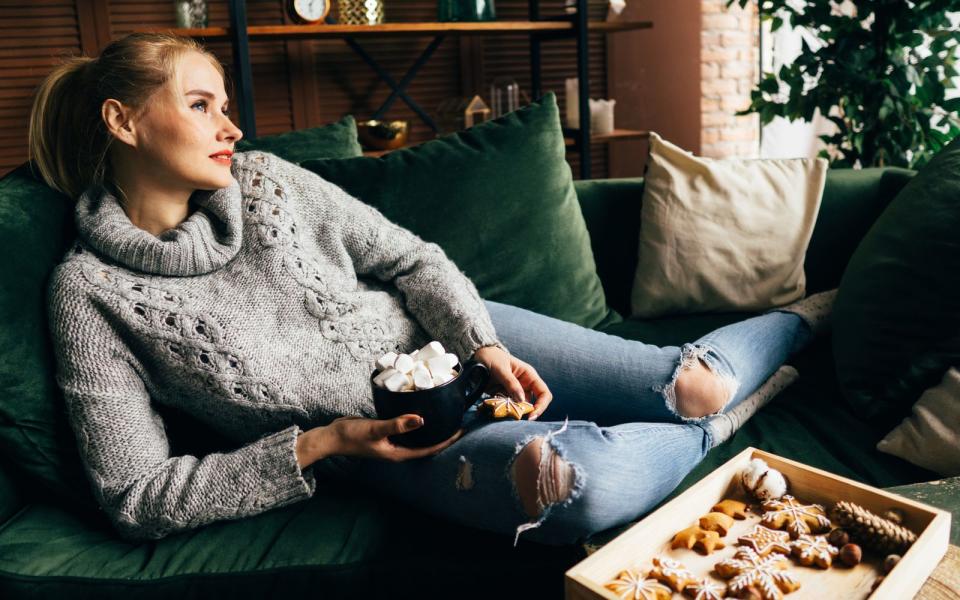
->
[312, 300, 811, 547]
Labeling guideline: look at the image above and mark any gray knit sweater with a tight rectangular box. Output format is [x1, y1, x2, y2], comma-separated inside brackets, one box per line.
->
[46, 150, 507, 541]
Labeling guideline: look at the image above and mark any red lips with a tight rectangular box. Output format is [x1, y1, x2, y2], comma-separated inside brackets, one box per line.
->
[210, 150, 233, 158]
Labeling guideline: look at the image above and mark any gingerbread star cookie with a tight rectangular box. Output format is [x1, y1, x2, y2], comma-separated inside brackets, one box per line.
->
[737, 524, 791, 556]
[604, 568, 672, 600]
[481, 394, 534, 420]
[760, 495, 831, 539]
[671, 525, 726, 555]
[790, 534, 838, 569]
[711, 498, 750, 520]
[683, 578, 727, 600]
[649, 557, 697, 593]
[715, 548, 801, 600]
[699, 511, 735, 536]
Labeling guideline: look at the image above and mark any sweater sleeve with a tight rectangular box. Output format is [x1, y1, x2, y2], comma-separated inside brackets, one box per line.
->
[274, 154, 510, 361]
[47, 266, 317, 541]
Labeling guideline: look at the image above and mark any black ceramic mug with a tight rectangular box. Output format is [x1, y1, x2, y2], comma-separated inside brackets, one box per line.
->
[372, 359, 490, 448]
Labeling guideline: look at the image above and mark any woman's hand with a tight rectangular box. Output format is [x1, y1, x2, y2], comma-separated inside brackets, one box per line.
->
[306, 415, 463, 464]
[472, 346, 553, 421]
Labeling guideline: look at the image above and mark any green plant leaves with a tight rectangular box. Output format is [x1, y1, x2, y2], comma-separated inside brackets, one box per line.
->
[724, 0, 960, 168]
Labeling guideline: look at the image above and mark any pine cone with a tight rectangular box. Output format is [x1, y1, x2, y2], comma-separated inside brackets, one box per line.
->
[829, 502, 917, 554]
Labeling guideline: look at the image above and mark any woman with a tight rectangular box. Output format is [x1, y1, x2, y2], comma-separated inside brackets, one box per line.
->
[31, 32, 832, 546]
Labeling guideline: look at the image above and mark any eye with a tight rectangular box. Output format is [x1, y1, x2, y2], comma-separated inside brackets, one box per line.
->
[191, 100, 207, 112]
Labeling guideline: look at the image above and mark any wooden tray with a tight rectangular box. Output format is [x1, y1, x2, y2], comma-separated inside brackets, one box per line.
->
[566, 447, 952, 600]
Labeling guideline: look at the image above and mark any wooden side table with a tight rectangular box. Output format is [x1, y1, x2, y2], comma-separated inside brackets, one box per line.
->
[886, 477, 960, 599]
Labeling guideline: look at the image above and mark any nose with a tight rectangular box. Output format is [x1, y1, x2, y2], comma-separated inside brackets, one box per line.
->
[218, 112, 243, 143]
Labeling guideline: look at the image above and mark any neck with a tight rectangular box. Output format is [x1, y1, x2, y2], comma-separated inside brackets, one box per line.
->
[111, 164, 194, 237]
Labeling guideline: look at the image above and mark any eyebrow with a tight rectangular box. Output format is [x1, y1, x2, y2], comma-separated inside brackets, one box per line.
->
[185, 90, 229, 103]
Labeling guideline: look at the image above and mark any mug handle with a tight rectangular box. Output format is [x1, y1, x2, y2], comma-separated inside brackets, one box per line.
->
[458, 359, 491, 408]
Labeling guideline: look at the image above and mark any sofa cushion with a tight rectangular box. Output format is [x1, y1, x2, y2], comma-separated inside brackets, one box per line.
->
[236, 114, 363, 162]
[0, 487, 582, 598]
[629, 133, 827, 318]
[0, 162, 94, 507]
[301, 92, 618, 330]
[833, 136, 960, 420]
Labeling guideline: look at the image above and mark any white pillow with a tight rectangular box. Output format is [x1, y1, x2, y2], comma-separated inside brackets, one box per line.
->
[877, 367, 960, 477]
[630, 133, 828, 318]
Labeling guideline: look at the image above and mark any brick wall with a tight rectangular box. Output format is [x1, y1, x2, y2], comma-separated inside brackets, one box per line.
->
[701, 0, 759, 158]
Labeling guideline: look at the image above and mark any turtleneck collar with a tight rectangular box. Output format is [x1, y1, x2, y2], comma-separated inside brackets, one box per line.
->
[74, 176, 244, 276]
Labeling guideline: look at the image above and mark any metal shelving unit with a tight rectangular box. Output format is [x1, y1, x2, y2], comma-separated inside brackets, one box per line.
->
[142, 0, 651, 179]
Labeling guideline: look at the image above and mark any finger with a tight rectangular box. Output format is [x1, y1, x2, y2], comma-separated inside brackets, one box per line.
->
[491, 362, 526, 404]
[381, 414, 423, 437]
[395, 428, 465, 460]
[527, 380, 553, 421]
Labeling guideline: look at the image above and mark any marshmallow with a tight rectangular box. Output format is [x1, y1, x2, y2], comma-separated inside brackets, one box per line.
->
[393, 353, 415, 374]
[417, 341, 446, 361]
[373, 367, 398, 387]
[412, 364, 434, 389]
[376, 351, 398, 371]
[383, 371, 411, 392]
[432, 370, 455, 386]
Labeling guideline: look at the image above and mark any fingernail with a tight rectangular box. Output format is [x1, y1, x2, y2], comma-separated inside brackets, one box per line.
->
[407, 417, 422, 429]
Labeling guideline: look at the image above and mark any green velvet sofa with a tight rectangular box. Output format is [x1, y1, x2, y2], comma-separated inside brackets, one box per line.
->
[0, 142, 934, 597]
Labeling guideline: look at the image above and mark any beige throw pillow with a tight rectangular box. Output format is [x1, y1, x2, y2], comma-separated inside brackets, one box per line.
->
[630, 133, 828, 318]
[877, 367, 960, 477]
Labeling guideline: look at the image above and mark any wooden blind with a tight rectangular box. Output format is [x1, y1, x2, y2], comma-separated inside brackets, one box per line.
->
[0, 0, 84, 176]
[0, 0, 610, 179]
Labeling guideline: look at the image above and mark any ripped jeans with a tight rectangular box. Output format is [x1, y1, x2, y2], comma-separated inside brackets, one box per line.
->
[311, 299, 812, 547]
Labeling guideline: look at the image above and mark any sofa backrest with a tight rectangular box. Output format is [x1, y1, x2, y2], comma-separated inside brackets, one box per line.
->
[574, 167, 916, 318]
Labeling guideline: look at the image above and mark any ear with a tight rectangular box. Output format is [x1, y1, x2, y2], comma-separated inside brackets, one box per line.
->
[102, 99, 138, 148]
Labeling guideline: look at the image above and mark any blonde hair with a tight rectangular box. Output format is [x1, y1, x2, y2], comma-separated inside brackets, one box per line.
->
[27, 32, 229, 199]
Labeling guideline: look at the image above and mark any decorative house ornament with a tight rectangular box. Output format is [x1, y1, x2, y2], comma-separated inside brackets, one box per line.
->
[287, 0, 331, 24]
[434, 95, 492, 134]
[338, 0, 385, 25]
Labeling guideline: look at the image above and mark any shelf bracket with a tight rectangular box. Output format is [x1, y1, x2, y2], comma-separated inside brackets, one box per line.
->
[343, 35, 445, 134]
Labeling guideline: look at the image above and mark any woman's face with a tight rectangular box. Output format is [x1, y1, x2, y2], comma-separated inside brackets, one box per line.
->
[125, 51, 243, 192]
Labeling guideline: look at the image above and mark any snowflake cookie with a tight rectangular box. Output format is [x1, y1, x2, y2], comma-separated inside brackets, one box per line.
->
[760, 494, 832, 539]
[737, 524, 791, 556]
[790, 534, 839, 568]
[604, 568, 672, 600]
[682, 578, 727, 600]
[649, 557, 696, 592]
[715, 548, 801, 600]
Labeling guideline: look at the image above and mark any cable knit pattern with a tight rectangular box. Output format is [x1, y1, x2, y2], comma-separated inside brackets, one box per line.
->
[47, 150, 508, 540]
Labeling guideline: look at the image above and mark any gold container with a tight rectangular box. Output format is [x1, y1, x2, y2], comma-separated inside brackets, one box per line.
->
[356, 120, 408, 150]
[338, 0, 385, 25]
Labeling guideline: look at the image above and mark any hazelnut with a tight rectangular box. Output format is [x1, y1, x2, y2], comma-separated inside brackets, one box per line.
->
[882, 508, 905, 525]
[839, 543, 862, 567]
[871, 575, 885, 591]
[883, 554, 901, 574]
[828, 528, 850, 547]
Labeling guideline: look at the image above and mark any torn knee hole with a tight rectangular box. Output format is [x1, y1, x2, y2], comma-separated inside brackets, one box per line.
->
[512, 437, 576, 519]
[674, 357, 738, 418]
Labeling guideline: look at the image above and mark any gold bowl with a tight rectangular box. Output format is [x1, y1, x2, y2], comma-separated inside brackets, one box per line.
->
[357, 119, 409, 151]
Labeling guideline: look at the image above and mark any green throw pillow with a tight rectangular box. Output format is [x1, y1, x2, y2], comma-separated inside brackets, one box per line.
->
[0, 162, 95, 506]
[301, 93, 617, 330]
[833, 136, 960, 420]
[236, 114, 363, 162]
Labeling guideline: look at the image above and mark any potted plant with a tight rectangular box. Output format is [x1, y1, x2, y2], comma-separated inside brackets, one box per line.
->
[727, 0, 960, 168]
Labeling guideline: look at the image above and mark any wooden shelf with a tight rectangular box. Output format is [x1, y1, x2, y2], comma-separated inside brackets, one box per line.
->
[360, 129, 649, 157]
[135, 20, 652, 41]
[565, 129, 650, 145]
